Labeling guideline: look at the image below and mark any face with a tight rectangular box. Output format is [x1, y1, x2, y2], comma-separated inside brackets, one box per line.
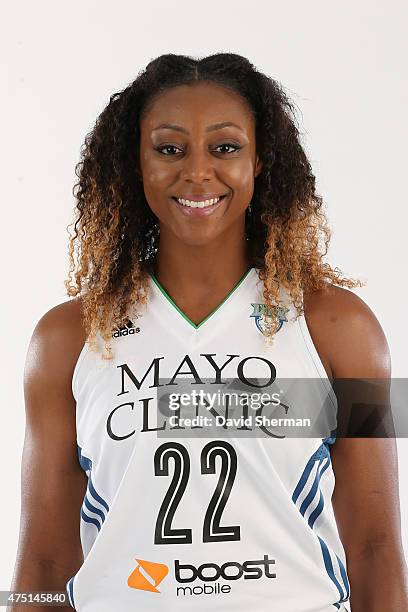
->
[138, 81, 262, 247]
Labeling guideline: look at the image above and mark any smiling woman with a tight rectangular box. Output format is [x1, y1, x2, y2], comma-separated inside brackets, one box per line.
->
[138, 81, 262, 250]
[9, 53, 407, 612]
[62, 53, 368, 356]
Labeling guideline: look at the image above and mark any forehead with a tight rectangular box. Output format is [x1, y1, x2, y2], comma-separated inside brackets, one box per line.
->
[140, 81, 255, 130]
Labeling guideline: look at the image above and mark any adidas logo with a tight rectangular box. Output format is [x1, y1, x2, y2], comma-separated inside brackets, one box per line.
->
[112, 318, 140, 338]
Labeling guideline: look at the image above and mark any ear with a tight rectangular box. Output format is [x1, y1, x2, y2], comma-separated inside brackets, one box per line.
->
[254, 154, 263, 178]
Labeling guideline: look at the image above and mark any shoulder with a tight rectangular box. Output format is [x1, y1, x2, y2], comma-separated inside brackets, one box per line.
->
[302, 282, 391, 379]
[24, 296, 87, 391]
[18, 299, 88, 574]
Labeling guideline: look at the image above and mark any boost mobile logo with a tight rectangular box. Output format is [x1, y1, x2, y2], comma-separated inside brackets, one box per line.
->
[127, 555, 276, 598]
[128, 558, 169, 593]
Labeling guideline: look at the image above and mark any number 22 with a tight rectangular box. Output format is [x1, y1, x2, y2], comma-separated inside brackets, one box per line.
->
[154, 440, 240, 544]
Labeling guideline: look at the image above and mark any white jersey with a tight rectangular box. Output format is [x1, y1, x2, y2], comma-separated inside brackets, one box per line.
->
[66, 267, 351, 611]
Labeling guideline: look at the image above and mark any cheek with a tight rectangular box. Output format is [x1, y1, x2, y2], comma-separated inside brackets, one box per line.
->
[142, 167, 173, 217]
[142, 168, 171, 206]
[229, 161, 252, 180]
[144, 169, 167, 186]
[227, 163, 256, 200]
[140, 149, 171, 189]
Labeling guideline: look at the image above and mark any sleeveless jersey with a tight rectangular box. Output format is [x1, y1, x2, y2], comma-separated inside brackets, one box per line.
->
[65, 267, 351, 612]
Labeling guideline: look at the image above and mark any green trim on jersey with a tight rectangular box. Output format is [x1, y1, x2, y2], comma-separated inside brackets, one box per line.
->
[150, 267, 253, 329]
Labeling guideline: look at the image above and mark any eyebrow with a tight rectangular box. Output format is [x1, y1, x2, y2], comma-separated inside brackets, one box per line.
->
[152, 121, 245, 134]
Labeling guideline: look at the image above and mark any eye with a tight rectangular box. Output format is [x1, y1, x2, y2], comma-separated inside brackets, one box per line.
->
[214, 143, 242, 154]
[154, 142, 242, 156]
[155, 144, 182, 156]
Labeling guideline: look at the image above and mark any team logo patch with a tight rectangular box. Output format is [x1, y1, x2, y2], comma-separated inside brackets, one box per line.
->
[128, 558, 169, 593]
[250, 302, 289, 335]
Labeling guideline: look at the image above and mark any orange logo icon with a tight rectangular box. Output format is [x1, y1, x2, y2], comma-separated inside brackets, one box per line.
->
[128, 558, 169, 593]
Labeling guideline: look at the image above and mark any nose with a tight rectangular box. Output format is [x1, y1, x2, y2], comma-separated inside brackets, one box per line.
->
[180, 146, 214, 183]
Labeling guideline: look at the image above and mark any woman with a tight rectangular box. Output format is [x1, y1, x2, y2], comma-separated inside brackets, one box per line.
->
[10, 53, 407, 611]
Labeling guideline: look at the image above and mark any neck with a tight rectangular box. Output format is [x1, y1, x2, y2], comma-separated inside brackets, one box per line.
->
[152, 226, 252, 294]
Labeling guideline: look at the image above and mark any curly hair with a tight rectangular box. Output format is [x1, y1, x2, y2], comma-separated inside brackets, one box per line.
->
[65, 52, 363, 360]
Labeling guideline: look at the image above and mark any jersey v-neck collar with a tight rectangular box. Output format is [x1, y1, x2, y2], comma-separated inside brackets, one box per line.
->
[149, 267, 255, 331]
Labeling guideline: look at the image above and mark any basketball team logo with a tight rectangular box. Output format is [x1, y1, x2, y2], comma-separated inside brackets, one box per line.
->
[250, 302, 289, 334]
[128, 558, 169, 593]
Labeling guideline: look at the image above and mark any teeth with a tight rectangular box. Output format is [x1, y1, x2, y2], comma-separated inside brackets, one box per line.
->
[176, 196, 221, 208]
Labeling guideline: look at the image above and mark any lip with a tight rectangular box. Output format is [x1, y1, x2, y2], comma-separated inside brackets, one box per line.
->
[170, 193, 229, 217]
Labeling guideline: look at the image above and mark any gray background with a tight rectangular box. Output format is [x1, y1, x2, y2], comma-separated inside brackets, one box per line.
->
[1, 0, 407, 590]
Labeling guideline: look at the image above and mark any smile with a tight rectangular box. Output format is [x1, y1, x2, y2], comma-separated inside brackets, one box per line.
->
[177, 196, 220, 208]
[173, 194, 227, 208]
[171, 193, 229, 216]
